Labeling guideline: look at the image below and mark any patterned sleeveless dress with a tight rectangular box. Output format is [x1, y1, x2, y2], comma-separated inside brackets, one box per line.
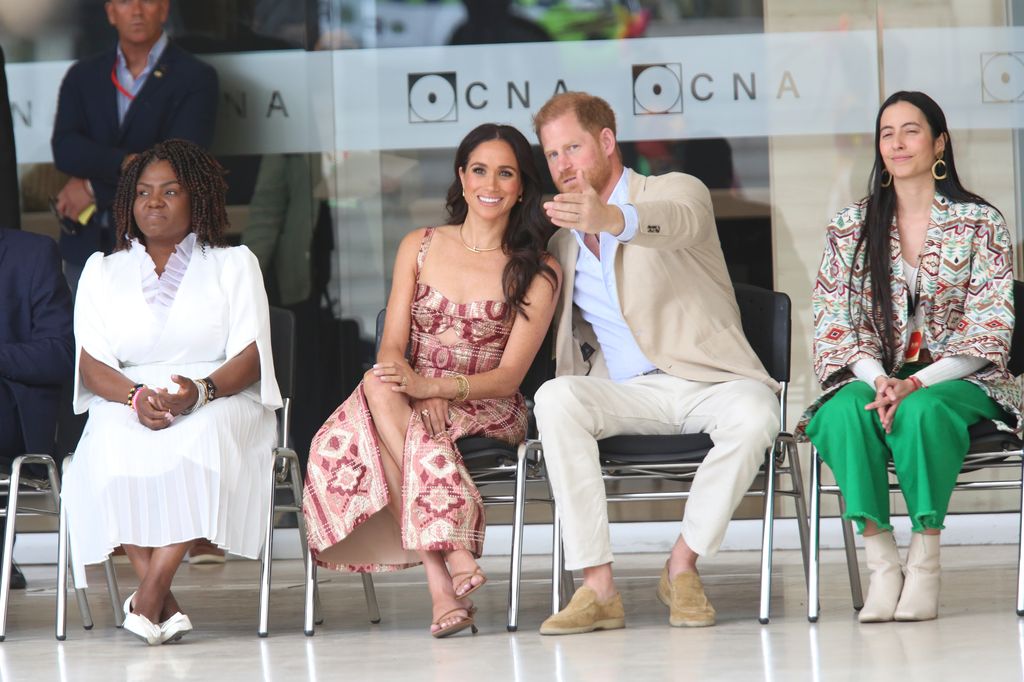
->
[303, 228, 528, 572]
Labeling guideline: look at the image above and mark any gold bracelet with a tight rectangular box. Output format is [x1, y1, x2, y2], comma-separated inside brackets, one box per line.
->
[453, 374, 470, 402]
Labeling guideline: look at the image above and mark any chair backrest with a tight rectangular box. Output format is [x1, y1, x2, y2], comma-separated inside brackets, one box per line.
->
[1008, 280, 1024, 377]
[269, 306, 296, 400]
[733, 283, 791, 384]
[373, 308, 554, 401]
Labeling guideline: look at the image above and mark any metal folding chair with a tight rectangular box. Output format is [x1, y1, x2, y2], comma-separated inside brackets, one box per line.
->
[260, 306, 379, 636]
[545, 283, 810, 623]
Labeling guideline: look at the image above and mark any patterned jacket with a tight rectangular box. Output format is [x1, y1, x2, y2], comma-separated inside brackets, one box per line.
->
[796, 192, 1020, 438]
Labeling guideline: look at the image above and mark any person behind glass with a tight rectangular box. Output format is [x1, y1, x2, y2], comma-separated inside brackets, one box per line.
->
[798, 91, 1019, 623]
[303, 124, 560, 638]
[532, 92, 780, 636]
[51, 0, 217, 293]
[61, 139, 282, 645]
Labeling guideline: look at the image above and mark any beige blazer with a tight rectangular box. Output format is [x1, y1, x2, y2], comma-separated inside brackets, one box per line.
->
[549, 170, 778, 392]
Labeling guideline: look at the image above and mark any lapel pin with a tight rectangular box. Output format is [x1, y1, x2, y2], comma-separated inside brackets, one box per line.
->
[154, 70, 164, 78]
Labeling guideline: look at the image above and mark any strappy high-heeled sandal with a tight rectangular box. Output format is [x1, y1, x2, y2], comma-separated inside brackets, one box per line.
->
[451, 568, 488, 599]
[431, 608, 478, 639]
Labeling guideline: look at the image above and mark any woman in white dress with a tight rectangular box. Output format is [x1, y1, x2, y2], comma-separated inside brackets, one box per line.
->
[61, 139, 281, 645]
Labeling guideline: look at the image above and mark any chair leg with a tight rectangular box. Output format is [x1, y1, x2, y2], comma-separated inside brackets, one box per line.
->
[68, 544, 93, 630]
[1017, 471, 1024, 616]
[507, 442, 529, 632]
[551, 506, 564, 615]
[0, 457, 23, 642]
[56, 489, 68, 641]
[788, 441, 811, 583]
[360, 574, 380, 624]
[836, 496, 864, 610]
[258, 453, 279, 638]
[808, 447, 821, 622]
[288, 455, 328, 625]
[103, 559, 122, 628]
[758, 446, 778, 624]
[303, 546, 317, 636]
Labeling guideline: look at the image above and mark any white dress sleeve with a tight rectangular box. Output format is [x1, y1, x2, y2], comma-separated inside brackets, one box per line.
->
[913, 356, 989, 387]
[72, 252, 120, 414]
[219, 246, 283, 409]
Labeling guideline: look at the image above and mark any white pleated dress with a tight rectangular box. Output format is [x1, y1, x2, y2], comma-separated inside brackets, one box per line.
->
[62, 235, 282, 586]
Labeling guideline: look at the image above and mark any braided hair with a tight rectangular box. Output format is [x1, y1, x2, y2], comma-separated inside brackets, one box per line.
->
[113, 139, 229, 251]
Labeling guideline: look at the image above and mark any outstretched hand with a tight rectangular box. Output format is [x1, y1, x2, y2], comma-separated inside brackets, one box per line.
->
[543, 170, 624, 235]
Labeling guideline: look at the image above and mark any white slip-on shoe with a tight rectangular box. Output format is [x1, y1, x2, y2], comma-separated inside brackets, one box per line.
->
[123, 612, 162, 646]
[159, 612, 194, 644]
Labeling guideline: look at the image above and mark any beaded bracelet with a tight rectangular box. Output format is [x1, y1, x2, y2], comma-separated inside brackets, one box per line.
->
[126, 383, 144, 410]
[453, 374, 470, 402]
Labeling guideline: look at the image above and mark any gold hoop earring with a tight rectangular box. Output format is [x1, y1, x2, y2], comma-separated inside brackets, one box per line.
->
[932, 154, 948, 181]
[880, 169, 892, 188]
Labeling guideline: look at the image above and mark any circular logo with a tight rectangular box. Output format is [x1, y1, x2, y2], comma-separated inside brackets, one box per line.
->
[633, 64, 682, 115]
[409, 73, 457, 122]
[982, 53, 1024, 102]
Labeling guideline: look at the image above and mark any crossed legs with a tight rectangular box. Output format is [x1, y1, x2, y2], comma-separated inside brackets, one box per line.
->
[361, 370, 483, 635]
[122, 542, 191, 622]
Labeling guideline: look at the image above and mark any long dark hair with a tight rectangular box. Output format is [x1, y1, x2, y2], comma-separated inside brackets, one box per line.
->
[113, 139, 229, 251]
[853, 91, 995, 371]
[444, 123, 557, 319]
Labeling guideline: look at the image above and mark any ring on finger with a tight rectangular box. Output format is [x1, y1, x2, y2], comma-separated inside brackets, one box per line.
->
[421, 409, 429, 418]
[400, 375, 408, 387]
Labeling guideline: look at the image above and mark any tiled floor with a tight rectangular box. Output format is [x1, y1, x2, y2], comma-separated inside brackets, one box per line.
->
[0, 546, 1022, 681]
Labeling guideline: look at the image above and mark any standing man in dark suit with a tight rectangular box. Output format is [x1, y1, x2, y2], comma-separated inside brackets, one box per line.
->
[0, 228, 74, 589]
[0, 44, 19, 231]
[51, 0, 218, 289]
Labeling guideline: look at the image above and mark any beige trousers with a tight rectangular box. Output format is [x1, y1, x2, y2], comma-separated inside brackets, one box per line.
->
[534, 373, 779, 570]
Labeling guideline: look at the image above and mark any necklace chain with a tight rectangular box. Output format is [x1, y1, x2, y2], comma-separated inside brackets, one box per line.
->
[459, 224, 500, 253]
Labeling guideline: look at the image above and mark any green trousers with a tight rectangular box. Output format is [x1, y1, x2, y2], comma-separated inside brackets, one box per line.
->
[806, 369, 1004, 533]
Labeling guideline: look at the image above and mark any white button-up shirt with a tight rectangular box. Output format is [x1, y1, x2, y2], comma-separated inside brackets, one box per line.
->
[571, 168, 655, 381]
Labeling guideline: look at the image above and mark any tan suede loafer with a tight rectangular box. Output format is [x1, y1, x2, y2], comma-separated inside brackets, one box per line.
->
[539, 586, 625, 636]
[657, 567, 716, 627]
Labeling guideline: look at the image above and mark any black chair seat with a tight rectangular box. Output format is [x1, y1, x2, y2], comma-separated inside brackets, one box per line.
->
[598, 433, 715, 465]
[456, 436, 518, 468]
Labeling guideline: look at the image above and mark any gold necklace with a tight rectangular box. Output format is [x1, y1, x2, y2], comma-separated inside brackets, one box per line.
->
[459, 224, 500, 253]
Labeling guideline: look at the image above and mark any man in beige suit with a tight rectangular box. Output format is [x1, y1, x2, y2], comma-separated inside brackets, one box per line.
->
[533, 92, 780, 635]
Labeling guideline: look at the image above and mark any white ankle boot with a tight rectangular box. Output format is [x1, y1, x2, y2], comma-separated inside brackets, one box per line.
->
[894, 533, 940, 621]
[859, 531, 904, 623]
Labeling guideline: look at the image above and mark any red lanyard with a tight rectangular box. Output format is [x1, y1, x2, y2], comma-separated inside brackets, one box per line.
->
[110, 62, 135, 100]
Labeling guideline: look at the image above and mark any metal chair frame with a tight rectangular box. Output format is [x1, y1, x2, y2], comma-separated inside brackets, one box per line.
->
[545, 284, 810, 624]
[260, 306, 380, 636]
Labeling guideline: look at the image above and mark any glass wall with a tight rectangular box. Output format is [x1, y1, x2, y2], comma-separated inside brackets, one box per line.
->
[4, 0, 1023, 524]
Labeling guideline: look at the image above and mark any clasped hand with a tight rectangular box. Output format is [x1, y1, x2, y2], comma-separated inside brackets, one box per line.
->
[372, 361, 450, 437]
[135, 375, 199, 431]
[543, 170, 624, 235]
[864, 376, 919, 433]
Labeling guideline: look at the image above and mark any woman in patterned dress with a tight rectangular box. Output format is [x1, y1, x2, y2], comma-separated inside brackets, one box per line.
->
[798, 91, 1019, 623]
[304, 124, 560, 637]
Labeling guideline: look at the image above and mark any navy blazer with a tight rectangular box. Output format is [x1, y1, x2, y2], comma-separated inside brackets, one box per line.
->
[51, 41, 218, 263]
[0, 229, 74, 455]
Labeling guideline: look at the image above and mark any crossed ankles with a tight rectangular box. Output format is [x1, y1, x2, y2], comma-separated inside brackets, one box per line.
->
[122, 591, 193, 645]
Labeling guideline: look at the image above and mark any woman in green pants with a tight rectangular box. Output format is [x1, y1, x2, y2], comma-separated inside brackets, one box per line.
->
[798, 91, 1021, 623]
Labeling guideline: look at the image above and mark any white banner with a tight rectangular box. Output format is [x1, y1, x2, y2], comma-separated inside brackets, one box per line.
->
[884, 27, 1024, 131]
[8, 30, 882, 163]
